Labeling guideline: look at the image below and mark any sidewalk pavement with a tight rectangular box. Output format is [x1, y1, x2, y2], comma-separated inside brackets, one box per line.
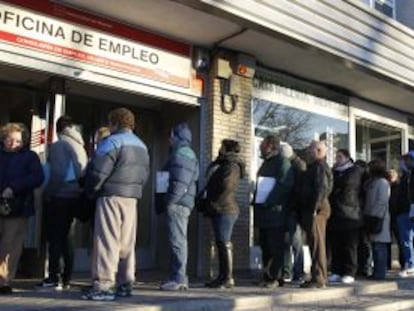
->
[1, 273, 414, 311]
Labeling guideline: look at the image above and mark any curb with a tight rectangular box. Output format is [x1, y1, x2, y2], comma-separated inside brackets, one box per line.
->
[112, 281, 400, 311]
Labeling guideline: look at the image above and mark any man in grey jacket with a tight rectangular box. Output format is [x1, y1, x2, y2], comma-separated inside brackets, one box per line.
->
[38, 116, 88, 290]
[83, 108, 150, 301]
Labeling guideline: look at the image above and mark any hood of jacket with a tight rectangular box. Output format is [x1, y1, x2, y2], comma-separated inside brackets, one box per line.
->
[59, 126, 85, 146]
[216, 151, 246, 179]
[171, 122, 192, 146]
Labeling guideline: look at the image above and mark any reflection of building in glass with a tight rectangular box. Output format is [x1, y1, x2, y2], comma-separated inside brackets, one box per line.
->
[253, 96, 349, 167]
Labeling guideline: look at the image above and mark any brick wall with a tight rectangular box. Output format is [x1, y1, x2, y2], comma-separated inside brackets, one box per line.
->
[199, 52, 254, 277]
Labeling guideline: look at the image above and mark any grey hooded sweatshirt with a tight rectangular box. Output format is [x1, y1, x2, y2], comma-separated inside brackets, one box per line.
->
[45, 126, 88, 198]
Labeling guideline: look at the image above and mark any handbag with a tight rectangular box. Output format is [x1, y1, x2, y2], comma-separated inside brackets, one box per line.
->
[364, 215, 384, 234]
[0, 197, 27, 217]
[364, 206, 388, 234]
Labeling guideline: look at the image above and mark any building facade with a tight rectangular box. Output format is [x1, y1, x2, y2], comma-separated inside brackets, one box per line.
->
[1, 0, 414, 278]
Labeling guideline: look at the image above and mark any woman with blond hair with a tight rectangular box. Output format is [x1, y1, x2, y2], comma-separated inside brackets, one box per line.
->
[0, 123, 43, 294]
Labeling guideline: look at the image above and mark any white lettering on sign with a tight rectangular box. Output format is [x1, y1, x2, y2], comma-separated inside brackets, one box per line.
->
[0, 2, 191, 87]
[253, 78, 349, 120]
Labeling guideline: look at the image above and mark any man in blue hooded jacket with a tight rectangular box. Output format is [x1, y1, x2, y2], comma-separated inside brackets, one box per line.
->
[160, 122, 199, 291]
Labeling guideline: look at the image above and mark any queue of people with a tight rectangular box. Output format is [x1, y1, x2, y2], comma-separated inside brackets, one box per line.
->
[1, 112, 414, 300]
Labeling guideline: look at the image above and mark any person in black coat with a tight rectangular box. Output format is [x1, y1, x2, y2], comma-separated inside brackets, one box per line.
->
[388, 169, 405, 270]
[327, 149, 364, 284]
[0, 123, 44, 294]
[253, 135, 294, 288]
[204, 139, 245, 289]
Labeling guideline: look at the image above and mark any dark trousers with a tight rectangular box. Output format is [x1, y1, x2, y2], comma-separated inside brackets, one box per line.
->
[305, 214, 328, 285]
[330, 228, 359, 277]
[372, 242, 389, 279]
[259, 227, 286, 281]
[358, 229, 373, 276]
[389, 216, 405, 269]
[45, 197, 76, 282]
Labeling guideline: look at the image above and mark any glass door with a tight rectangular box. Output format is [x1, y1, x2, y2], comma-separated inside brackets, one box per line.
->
[355, 118, 402, 169]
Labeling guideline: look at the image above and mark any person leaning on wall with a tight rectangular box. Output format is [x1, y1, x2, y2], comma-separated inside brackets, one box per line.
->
[0, 123, 44, 294]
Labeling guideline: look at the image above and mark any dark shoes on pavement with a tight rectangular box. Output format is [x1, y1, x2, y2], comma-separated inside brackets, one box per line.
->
[0, 285, 12, 294]
[205, 241, 235, 289]
[36, 277, 70, 290]
[300, 281, 326, 289]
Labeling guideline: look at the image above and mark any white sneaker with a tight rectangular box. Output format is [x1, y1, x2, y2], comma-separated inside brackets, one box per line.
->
[328, 274, 342, 283]
[341, 275, 355, 284]
[398, 268, 414, 278]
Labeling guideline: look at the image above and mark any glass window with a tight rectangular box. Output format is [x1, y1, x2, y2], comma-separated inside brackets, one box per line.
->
[356, 118, 401, 169]
[252, 98, 349, 167]
[361, 0, 395, 18]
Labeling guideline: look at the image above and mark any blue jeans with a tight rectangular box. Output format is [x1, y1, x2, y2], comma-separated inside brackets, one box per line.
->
[397, 213, 414, 269]
[212, 214, 238, 242]
[166, 204, 191, 284]
[372, 242, 388, 279]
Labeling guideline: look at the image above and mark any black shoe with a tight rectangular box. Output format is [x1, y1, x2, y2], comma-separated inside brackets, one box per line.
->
[205, 277, 222, 288]
[211, 278, 235, 289]
[300, 281, 326, 289]
[0, 285, 12, 294]
[62, 281, 70, 290]
[263, 280, 278, 288]
[116, 283, 132, 297]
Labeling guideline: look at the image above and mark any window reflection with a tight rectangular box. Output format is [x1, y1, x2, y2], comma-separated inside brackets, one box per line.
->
[252, 98, 349, 167]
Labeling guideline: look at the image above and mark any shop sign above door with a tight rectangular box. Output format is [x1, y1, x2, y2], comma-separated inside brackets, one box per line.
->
[0, 0, 192, 89]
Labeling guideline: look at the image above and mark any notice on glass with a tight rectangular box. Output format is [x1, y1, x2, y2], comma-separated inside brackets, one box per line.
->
[255, 176, 276, 204]
[156, 171, 170, 193]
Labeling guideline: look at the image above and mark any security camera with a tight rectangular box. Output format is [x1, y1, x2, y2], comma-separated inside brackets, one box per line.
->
[193, 47, 210, 73]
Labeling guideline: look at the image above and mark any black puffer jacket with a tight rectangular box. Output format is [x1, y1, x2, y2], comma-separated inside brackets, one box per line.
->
[329, 164, 364, 230]
[205, 152, 245, 215]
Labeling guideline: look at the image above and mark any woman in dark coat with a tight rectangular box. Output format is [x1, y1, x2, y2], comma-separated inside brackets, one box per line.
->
[0, 123, 44, 294]
[204, 139, 245, 288]
[328, 149, 364, 284]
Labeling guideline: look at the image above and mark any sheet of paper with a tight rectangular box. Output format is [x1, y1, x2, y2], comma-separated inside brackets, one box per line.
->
[156, 171, 170, 193]
[255, 176, 276, 204]
[64, 160, 77, 182]
[409, 204, 414, 218]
